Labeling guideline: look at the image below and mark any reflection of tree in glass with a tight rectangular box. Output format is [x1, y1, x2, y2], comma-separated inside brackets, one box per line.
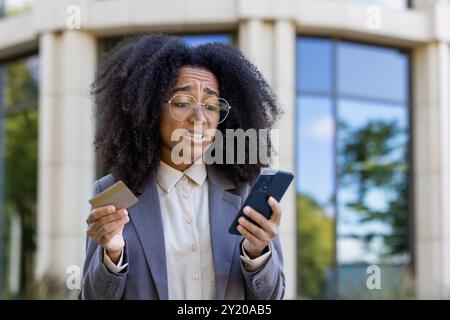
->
[338, 119, 409, 262]
[298, 193, 333, 299]
[3, 0, 34, 17]
[3, 59, 38, 298]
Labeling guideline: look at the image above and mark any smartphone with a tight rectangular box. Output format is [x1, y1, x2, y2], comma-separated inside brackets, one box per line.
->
[228, 168, 294, 235]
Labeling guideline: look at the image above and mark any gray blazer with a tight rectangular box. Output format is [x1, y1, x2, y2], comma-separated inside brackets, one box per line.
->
[80, 165, 285, 300]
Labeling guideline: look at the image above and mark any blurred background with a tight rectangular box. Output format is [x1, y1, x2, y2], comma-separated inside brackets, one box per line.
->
[0, 0, 449, 299]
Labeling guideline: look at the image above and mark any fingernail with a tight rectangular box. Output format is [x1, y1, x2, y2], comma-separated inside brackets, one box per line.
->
[108, 206, 115, 213]
[239, 217, 245, 223]
[244, 206, 250, 214]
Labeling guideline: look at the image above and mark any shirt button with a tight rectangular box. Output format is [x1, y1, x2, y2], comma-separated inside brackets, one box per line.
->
[182, 192, 189, 199]
[192, 274, 199, 280]
[191, 244, 198, 252]
[185, 217, 192, 224]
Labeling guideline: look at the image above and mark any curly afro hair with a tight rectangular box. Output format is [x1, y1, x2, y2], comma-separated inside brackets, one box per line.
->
[93, 33, 283, 193]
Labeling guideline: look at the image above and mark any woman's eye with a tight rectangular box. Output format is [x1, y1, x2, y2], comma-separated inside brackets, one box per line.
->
[175, 102, 190, 108]
[206, 104, 219, 111]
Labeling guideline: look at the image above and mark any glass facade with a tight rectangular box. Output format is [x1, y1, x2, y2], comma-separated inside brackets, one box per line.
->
[181, 34, 233, 47]
[0, 0, 34, 18]
[100, 33, 233, 60]
[296, 37, 412, 299]
[0, 55, 39, 298]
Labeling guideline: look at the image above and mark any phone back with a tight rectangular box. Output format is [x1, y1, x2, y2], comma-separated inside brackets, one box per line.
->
[229, 169, 294, 235]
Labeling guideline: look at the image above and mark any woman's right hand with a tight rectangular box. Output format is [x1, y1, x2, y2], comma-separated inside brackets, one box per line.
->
[86, 205, 130, 264]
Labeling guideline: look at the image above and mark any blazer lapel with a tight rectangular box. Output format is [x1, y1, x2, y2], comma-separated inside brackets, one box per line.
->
[128, 176, 168, 300]
[127, 166, 241, 300]
[207, 166, 242, 300]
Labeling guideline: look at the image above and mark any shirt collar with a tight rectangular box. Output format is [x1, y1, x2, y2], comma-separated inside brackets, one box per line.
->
[184, 158, 207, 186]
[156, 159, 207, 193]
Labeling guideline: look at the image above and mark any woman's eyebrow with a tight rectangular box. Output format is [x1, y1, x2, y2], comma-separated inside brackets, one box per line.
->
[173, 85, 219, 97]
[205, 87, 219, 97]
[172, 85, 193, 93]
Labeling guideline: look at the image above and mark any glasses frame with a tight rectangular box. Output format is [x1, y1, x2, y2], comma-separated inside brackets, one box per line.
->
[165, 94, 231, 124]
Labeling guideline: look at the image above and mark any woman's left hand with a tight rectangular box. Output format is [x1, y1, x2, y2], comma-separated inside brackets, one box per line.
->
[237, 196, 282, 259]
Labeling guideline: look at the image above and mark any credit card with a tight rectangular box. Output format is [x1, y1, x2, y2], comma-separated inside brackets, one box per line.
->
[89, 180, 138, 209]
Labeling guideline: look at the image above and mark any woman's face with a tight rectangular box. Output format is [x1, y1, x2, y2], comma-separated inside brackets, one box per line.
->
[159, 66, 220, 170]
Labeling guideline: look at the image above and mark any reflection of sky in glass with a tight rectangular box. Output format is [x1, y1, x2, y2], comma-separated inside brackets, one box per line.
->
[297, 36, 409, 269]
[338, 43, 408, 102]
[338, 99, 407, 129]
[297, 96, 334, 216]
[337, 237, 409, 265]
[182, 34, 232, 47]
[297, 38, 332, 94]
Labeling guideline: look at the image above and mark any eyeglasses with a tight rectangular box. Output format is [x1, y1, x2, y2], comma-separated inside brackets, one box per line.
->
[166, 94, 231, 124]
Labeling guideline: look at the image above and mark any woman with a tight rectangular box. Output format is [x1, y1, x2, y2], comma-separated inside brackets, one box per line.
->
[81, 34, 285, 300]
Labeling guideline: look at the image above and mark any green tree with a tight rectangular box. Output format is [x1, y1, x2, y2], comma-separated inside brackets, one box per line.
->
[338, 119, 409, 261]
[298, 193, 334, 299]
[2, 58, 38, 298]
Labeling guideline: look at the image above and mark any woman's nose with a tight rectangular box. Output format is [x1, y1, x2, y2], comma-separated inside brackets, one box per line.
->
[191, 102, 207, 123]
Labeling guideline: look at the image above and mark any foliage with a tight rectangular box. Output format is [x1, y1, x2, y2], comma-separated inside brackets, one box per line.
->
[1, 57, 38, 298]
[338, 119, 409, 261]
[297, 193, 334, 299]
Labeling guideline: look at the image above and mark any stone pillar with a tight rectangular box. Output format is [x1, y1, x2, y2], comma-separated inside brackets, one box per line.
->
[238, 19, 274, 87]
[413, 41, 450, 299]
[36, 30, 97, 291]
[239, 17, 297, 299]
[273, 19, 297, 300]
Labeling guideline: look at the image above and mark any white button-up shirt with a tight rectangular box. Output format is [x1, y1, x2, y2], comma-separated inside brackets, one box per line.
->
[103, 160, 271, 299]
[156, 160, 215, 299]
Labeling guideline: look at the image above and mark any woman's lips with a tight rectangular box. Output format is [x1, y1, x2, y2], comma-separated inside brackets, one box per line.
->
[184, 131, 207, 144]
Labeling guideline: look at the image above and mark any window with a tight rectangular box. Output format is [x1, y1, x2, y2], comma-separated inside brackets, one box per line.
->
[181, 34, 233, 47]
[0, 0, 34, 18]
[296, 37, 412, 299]
[0, 55, 39, 298]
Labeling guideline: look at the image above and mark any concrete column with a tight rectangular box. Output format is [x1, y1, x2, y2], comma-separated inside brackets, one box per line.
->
[36, 30, 97, 290]
[239, 18, 297, 299]
[273, 19, 297, 300]
[413, 41, 450, 299]
[37, 32, 60, 280]
[238, 18, 274, 86]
